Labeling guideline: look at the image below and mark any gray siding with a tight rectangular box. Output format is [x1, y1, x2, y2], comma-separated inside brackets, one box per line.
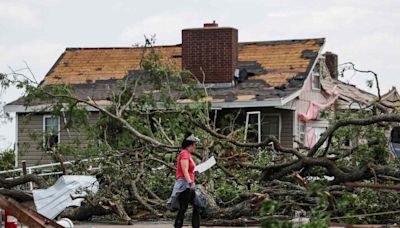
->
[279, 109, 294, 148]
[17, 113, 51, 166]
[17, 112, 100, 167]
[216, 107, 294, 148]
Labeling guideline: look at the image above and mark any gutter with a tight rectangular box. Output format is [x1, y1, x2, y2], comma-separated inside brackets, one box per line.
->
[210, 89, 302, 109]
[4, 103, 106, 113]
[4, 89, 303, 113]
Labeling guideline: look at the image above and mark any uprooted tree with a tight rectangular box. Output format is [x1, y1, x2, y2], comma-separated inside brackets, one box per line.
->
[1, 43, 400, 225]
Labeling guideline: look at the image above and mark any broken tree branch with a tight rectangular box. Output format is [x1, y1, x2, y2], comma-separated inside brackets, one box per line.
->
[0, 174, 48, 189]
[308, 114, 400, 157]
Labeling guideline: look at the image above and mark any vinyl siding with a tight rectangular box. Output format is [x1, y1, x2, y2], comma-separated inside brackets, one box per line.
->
[17, 112, 100, 167]
[216, 107, 294, 148]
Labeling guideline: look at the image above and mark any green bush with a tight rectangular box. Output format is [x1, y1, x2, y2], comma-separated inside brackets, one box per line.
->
[0, 149, 15, 170]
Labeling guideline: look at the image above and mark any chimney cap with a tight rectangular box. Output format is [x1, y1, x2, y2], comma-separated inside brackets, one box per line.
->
[204, 20, 218, 28]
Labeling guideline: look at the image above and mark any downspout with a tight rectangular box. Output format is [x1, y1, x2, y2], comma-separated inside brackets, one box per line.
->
[14, 113, 18, 168]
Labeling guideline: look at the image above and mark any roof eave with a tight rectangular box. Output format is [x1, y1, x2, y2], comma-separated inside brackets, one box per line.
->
[5, 90, 302, 113]
[4, 104, 105, 113]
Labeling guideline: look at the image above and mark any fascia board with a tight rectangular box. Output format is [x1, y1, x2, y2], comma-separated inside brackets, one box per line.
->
[5, 91, 303, 112]
[4, 104, 103, 113]
[4, 104, 53, 113]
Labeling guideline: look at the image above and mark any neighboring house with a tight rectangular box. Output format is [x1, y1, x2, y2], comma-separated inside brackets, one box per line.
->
[6, 22, 339, 167]
[321, 77, 377, 110]
[321, 73, 377, 148]
[380, 87, 400, 157]
[322, 71, 400, 157]
[381, 87, 400, 112]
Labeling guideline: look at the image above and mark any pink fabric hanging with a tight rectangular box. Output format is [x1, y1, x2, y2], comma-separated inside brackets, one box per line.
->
[306, 127, 316, 148]
[325, 85, 338, 96]
[298, 85, 338, 122]
[299, 76, 339, 148]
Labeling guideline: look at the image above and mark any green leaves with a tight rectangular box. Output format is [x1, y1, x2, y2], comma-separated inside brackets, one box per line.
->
[0, 149, 15, 170]
[260, 200, 292, 228]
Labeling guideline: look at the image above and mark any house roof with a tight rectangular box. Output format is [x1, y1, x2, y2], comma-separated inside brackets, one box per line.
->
[382, 87, 400, 100]
[381, 87, 400, 105]
[321, 77, 377, 110]
[7, 38, 324, 108]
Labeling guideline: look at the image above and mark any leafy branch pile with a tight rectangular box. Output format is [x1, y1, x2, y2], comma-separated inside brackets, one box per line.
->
[1, 44, 400, 226]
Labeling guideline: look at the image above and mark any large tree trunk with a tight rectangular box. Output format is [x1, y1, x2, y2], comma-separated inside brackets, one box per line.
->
[59, 205, 111, 220]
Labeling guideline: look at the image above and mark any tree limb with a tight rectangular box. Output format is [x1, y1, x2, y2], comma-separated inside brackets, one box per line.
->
[308, 114, 400, 157]
[0, 174, 48, 189]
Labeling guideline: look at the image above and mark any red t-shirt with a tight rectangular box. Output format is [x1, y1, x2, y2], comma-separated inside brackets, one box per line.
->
[176, 149, 196, 182]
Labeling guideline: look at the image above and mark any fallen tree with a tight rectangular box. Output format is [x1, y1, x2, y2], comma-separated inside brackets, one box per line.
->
[2, 45, 400, 225]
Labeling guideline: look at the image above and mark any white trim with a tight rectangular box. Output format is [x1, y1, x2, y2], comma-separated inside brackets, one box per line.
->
[5, 89, 305, 113]
[298, 119, 306, 145]
[244, 111, 261, 143]
[312, 71, 321, 90]
[293, 110, 297, 148]
[281, 89, 302, 106]
[15, 114, 18, 168]
[43, 115, 61, 148]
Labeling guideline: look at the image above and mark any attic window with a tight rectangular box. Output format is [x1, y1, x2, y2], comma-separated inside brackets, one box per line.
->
[43, 115, 60, 150]
[312, 71, 321, 89]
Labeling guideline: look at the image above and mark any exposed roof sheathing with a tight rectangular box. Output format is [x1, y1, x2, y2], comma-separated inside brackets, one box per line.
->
[321, 77, 377, 109]
[9, 38, 324, 106]
[239, 40, 323, 87]
[44, 39, 323, 87]
[44, 46, 182, 85]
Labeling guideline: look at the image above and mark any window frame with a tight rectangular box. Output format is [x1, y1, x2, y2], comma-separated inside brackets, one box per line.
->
[43, 115, 60, 149]
[312, 71, 321, 90]
[298, 120, 306, 145]
[314, 127, 327, 147]
[244, 111, 261, 143]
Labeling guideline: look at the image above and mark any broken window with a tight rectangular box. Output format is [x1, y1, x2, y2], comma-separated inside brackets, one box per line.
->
[43, 115, 60, 150]
[261, 114, 280, 141]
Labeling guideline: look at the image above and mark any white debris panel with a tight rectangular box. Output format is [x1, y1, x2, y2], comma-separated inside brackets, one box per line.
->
[33, 175, 99, 219]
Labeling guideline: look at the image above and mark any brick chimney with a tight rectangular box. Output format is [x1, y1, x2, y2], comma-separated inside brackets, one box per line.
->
[323, 52, 338, 79]
[182, 22, 238, 86]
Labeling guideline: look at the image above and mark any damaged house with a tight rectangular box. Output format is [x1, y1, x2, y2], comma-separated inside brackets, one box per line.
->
[5, 22, 341, 166]
[322, 65, 400, 157]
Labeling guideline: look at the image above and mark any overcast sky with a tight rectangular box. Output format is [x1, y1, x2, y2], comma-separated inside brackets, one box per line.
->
[1, 0, 399, 150]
